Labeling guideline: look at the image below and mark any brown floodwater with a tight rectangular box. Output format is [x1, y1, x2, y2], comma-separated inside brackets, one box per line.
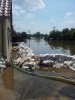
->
[0, 67, 14, 100]
[0, 66, 75, 100]
[0, 39, 75, 100]
[25, 38, 75, 55]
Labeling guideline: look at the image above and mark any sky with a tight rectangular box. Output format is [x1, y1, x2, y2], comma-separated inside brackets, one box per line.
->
[12, 0, 75, 34]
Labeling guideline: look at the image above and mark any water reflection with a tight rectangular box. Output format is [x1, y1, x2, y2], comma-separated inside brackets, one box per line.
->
[2, 67, 14, 89]
[0, 67, 14, 100]
[34, 37, 42, 45]
[0, 66, 75, 100]
[47, 40, 75, 55]
[25, 38, 75, 55]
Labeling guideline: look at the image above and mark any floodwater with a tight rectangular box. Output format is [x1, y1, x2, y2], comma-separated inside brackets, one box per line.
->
[0, 38, 75, 100]
[25, 38, 75, 55]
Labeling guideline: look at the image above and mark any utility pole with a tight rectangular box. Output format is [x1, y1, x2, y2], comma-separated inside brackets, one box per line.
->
[28, 30, 30, 47]
[53, 27, 56, 31]
[28, 30, 30, 35]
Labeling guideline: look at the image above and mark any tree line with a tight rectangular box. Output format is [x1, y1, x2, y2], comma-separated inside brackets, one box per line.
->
[18, 28, 75, 40]
[45, 28, 75, 40]
[18, 31, 45, 38]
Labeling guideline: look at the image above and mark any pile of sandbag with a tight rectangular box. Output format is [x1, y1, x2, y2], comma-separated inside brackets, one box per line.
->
[18, 42, 35, 58]
[13, 42, 39, 71]
[13, 42, 75, 72]
[14, 57, 38, 71]
[0, 52, 6, 71]
[39, 54, 75, 71]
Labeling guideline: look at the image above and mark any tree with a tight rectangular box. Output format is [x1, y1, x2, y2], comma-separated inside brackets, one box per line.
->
[20, 32, 28, 38]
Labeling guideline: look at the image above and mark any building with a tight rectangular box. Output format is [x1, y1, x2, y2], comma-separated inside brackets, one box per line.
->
[0, 0, 12, 61]
[0, 0, 24, 61]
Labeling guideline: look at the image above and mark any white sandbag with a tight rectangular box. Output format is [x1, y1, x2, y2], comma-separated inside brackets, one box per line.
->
[15, 57, 22, 64]
[22, 66, 29, 69]
[72, 57, 75, 61]
[26, 53, 35, 57]
[23, 61, 36, 66]
[69, 66, 75, 71]
[53, 63, 64, 68]
[0, 61, 5, 65]
[0, 65, 6, 68]
[42, 60, 54, 66]
[0, 56, 4, 61]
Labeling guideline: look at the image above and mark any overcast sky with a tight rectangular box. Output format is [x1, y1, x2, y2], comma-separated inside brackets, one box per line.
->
[12, 0, 75, 34]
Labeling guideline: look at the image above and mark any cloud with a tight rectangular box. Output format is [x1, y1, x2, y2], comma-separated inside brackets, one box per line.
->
[31, 22, 36, 25]
[61, 19, 75, 25]
[24, 0, 45, 11]
[65, 12, 72, 18]
[13, 11, 19, 16]
[26, 14, 35, 18]
[12, 5, 25, 16]
[13, 21, 26, 32]
[20, 9, 25, 13]
[13, 0, 45, 11]
[60, 19, 75, 29]
[50, 19, 56, 24]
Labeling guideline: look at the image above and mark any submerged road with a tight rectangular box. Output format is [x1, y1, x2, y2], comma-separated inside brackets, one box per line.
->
[0, 66, 75, 100]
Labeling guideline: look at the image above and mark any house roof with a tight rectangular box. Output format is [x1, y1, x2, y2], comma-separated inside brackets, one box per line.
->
[0, 0, 11, 17]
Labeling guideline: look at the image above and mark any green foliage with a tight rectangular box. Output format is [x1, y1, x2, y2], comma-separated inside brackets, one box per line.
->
[18, 31, 29, 38]
[46, 28, 75, 40]
[17, 28, 75, 40]
[32, 31, 45, 37]
[44, 34, 49, 39]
